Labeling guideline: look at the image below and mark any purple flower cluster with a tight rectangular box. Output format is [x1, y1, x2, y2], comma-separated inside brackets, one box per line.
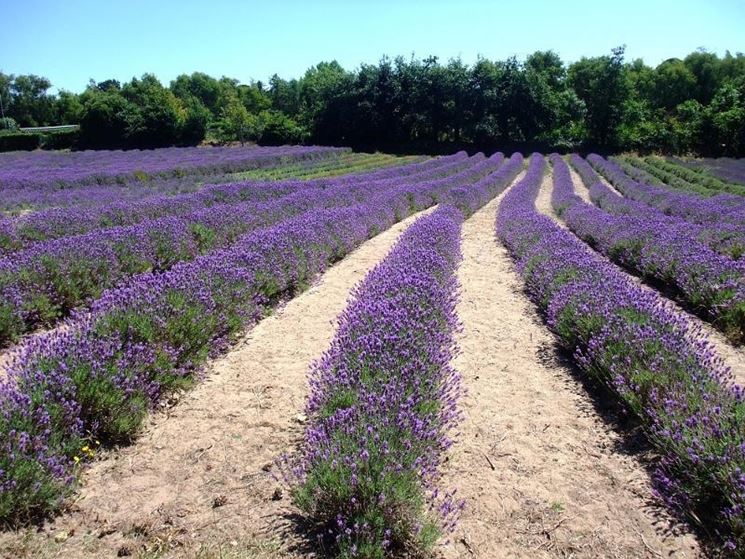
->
[0, 151, 403, 215]
[0, 154, 479, 346]
[0, 153, 466, 253]
[0, 150, 512, 524]
[498, 154, 745, 553]
[556, 155, 745, 342]
[0, 145, 346, 191]
[587, 155, 745, 255]
[291, 205, 464, 557]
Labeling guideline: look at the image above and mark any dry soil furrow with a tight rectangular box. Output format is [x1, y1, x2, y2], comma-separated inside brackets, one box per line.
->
[564, 167, 745, 384]
[567, 164, 593, 203]
[439, 179, 701, 558]
[0, 208, 436, 559]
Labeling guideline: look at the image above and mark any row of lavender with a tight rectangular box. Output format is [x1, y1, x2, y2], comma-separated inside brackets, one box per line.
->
[0, 153, 484, 347]
[674, 157, 745, 187]
[290, 207, 464, 557]
[289, 154, 527, 557]
[0, 152, 524, 524]
[0, 145, 347, 190]
[586, 155, 745, 248]
[559, 155, 745, 343]
[575, 154, 745, 261]
[498, 154, 745, 553]
[0, 152, 405, 215]
[620, 156, 745, 198]
[0, 152, 455, 252]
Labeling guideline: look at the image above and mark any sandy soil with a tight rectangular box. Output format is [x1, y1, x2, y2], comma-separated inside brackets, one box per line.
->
[534, 170, 563, 227]
[566, 165, 593, 204]
[565, 166, 745, 385]
[574, 162, 624, 197]
[1, 208, 435, 559]
[439, 180, 701, 558]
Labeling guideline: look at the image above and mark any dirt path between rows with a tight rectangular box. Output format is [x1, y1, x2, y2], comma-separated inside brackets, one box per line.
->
[534, 170, 562, 226]
[439, 178, 701, 558]
[571, 159, 625, 197]
[567, 165, 593, 203]
[1, 208, 435, 559]
[564, 166, 745, 385]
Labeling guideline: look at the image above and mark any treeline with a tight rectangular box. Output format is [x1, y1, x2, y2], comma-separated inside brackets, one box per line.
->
[1, 47, 745, 155]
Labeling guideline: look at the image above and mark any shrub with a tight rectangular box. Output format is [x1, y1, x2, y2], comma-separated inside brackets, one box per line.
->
[41, 128, 80, 150]
[0, 132, 42, 151]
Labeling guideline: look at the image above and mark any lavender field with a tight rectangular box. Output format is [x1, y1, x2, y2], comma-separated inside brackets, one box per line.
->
[1, 146, 745, 558]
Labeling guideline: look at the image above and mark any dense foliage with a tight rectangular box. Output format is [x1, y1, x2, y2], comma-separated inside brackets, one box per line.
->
[2, 47, 745, 153]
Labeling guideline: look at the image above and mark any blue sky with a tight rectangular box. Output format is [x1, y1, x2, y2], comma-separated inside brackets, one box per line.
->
[2, 0, 744, 92]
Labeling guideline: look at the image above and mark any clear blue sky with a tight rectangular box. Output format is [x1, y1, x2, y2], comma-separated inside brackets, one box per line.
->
[2, 0, 744, 93]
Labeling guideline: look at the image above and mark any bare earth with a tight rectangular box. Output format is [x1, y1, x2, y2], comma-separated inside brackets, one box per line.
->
[1, 208, 435, 559]
[440, 178, 701, 558]
[566, 163, 745, 385]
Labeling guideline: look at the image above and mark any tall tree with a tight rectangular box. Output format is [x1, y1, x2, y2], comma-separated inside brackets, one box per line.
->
[568, 46, 629, 148]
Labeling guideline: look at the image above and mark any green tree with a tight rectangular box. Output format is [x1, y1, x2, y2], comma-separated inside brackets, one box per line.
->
[652, 59, 697, 110]
[268, 74, 302, 116]
[258, 110, 306, 145]
[568, 46, 630, 148]
[684, 50, 724, 104]
[121, 74, 186, 147]
[213, 94, 257, 144]
[6, 74, 56, 126]
[707, 77, 745, 155]
[180, 97, 211, 145]
[55, 90, 84, 124]
[170, 72, 223, 116]
[78, 87, 132, 148]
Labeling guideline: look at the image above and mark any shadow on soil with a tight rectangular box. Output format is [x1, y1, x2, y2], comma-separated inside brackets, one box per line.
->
[531, 312, 721, 556]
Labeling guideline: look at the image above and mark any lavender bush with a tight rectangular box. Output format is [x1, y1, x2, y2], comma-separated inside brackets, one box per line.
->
[0, 152, 465, 253]
[291, 206, 464, 558]
[286, 154, 525, 558]
[0, 145, 346, 191]
[557, 155, 745, 342]
[498, 154, 745, 553]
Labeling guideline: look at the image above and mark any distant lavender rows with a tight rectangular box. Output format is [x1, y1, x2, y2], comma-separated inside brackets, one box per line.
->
[497, 154, 745, 554]
[558, 155, 745, 342]
[0, 150, 524, 523]
[0, 153, 485, 347]
[587, 155, 745, 238]
[0, 152, 463, 252]
[674, 157, 745, 187]
[571, 155, 745, 261]
[0, 151, 398, 214]
[0, 145, 347, 191]
[618, 156, 745, 198]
